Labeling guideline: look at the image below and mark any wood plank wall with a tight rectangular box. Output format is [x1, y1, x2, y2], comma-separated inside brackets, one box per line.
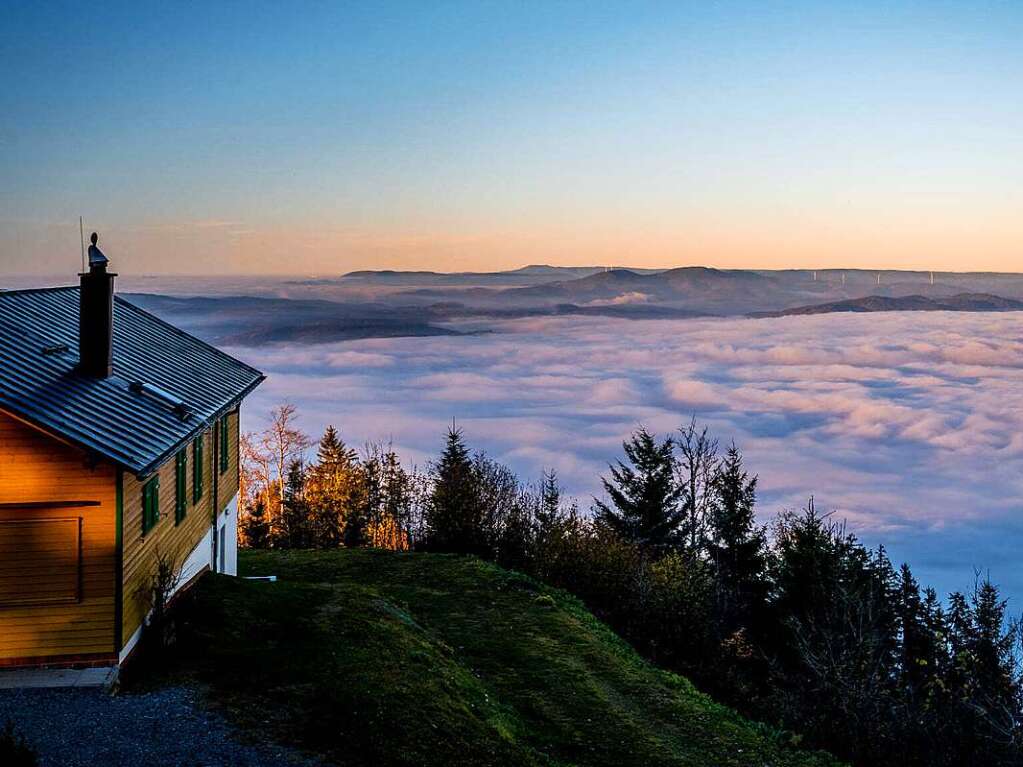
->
[0, 410, 117, 663]
[121, 408, 240, 645]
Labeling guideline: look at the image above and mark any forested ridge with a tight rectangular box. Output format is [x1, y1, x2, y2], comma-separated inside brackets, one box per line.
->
[239, 405, 1023, 766]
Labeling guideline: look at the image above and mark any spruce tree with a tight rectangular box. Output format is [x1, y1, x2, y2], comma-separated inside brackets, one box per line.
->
[307, 425, 363, 547]
[425, 428, 483, 554]
[594, 428, 683, 549]
[707, 443, 768, 632]
[317, 424, 358, 468]
[240, 495, 270, 549]
[536, 469, 562, 537]
[895, 564, 936, 696]
[280, 459, 311, 548]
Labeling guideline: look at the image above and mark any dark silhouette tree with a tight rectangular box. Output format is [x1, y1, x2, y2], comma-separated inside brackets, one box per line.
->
[676, 418, 719, 555]
[594, 428, 683, 549]
[280, 459, 312, 548]
[239, 495, 270, 549]
[424, 428, 485, 555]
[706, 443, 769, 637]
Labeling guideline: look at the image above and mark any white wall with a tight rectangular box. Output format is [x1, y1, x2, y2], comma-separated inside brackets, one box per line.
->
[119, 492, 239, 663]
[217, 494, 238, 576]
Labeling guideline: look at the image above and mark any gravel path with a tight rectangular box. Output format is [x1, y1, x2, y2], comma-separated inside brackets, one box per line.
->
[0, 685, 322, 767]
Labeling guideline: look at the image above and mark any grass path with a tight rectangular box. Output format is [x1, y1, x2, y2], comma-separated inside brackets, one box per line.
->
[157, 549, 841, 767]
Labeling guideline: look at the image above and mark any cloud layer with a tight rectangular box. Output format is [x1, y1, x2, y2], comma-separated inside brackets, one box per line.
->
[237, 312, 1023, 602]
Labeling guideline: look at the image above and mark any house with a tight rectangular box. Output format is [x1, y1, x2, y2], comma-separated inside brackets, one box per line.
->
[0, 246, 263, 668]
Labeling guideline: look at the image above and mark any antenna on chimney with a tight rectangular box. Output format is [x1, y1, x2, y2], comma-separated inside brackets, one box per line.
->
[79, 216, 85, 272]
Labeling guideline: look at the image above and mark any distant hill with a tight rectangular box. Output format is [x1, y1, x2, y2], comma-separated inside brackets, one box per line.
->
[107, 268, 1023, 336]
[150, 549, 840, 767]
[323, 265, 662, 289]
[752, 293, 1023, 318]
[126, 293, 461, 345]
[503, 267, 786, 313]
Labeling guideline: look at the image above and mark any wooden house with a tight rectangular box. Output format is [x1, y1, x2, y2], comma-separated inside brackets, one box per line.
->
[0, 253, 263, 667]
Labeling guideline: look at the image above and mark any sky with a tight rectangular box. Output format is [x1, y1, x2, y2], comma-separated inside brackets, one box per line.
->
[1, 1, 1021, 275]
[239, 311, 1023, 603]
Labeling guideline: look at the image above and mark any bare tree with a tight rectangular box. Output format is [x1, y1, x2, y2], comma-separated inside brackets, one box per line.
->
[240, 405, 310, 546]
[675, 417, 719, 555]
[240, 431, 271, 512]
[262, 404, 311, 503]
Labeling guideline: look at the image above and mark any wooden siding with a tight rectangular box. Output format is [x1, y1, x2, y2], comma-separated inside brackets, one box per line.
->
[121, 409, 240, 645]
[0, 410, 117, 662]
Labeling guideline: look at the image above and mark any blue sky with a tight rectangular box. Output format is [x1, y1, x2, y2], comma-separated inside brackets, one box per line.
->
[2, 1, 1020, 274]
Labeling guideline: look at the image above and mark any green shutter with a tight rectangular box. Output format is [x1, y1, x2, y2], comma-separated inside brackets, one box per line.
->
[192, 434, 204, 502]
[219, 414, 230, 474]
[175, 450, 187, 524]
[142, 476, 160, 535]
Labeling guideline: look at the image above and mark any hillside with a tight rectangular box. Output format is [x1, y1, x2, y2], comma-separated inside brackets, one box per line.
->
[125, 293, 461, 346]
[752, 292, 1023, 317]
[156, 550, 840, 767]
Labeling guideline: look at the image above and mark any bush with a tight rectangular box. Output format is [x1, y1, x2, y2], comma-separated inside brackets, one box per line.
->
[0, 722, 37, 767]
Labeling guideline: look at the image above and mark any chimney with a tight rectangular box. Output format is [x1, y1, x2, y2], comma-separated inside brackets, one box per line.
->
[78, 232, 115, 378]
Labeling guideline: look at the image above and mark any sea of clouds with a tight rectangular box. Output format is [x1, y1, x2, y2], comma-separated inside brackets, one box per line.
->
[235, 312, 1023, 602]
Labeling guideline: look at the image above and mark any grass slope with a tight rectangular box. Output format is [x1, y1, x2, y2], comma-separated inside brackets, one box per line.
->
[163, 549, 840, 767]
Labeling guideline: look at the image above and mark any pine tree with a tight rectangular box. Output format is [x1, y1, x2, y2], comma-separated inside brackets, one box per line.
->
[280, 459, 311, 548]
[239, 495, 270, 549]
[895, 564, 937, 696]
[378, 447, 412, 549]
[345, 452, 376, 548]
[970, 578, 1020, 713]
[594, 428, 683, 549]
[535, 469, 562, 540]
[706, 443, 768, 633]
[424, 428, 484, 554]
[317, 425, 358, 469]
[306, 426, 363, 547]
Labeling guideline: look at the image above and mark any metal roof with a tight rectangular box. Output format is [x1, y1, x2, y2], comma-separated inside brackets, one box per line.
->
[0, 286, 264, 476]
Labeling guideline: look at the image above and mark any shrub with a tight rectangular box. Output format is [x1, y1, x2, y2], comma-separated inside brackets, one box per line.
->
[0, 722, 37, 767]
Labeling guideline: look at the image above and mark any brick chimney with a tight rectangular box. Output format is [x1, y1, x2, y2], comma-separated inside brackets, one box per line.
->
[78, 232, 115, 378]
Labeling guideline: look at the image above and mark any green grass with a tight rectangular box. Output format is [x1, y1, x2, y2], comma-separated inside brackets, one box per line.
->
[160, 549, 841, 767]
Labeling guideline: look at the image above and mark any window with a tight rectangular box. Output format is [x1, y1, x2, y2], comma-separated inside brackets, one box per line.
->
[142, 475, 160, 535]
[219, 413, 230, 474]
[175, 450, 187, 524]
[0, 518, 81, 606]
[192, 434, 204, 503]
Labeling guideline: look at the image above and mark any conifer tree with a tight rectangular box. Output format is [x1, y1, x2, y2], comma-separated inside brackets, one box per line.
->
[534, 468, 564, 544]
[895, 564, 937, 696]
[280, 459, 311, 548]
[239, 495, 270, 549]
[707, 443, 768, 632]
[306, 425, 363, 547]
[424, 428, 484, 554]
[594, 428, 682, 549]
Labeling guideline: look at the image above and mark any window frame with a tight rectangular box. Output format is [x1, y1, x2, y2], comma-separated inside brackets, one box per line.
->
[142, 475, 160, 535]
[219, 413, 230, 474]
[192, 433, 204, 503]
[175, 449, 187, 525]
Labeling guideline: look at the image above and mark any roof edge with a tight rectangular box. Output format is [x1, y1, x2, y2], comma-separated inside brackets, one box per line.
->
[132, 374, 265, 478]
